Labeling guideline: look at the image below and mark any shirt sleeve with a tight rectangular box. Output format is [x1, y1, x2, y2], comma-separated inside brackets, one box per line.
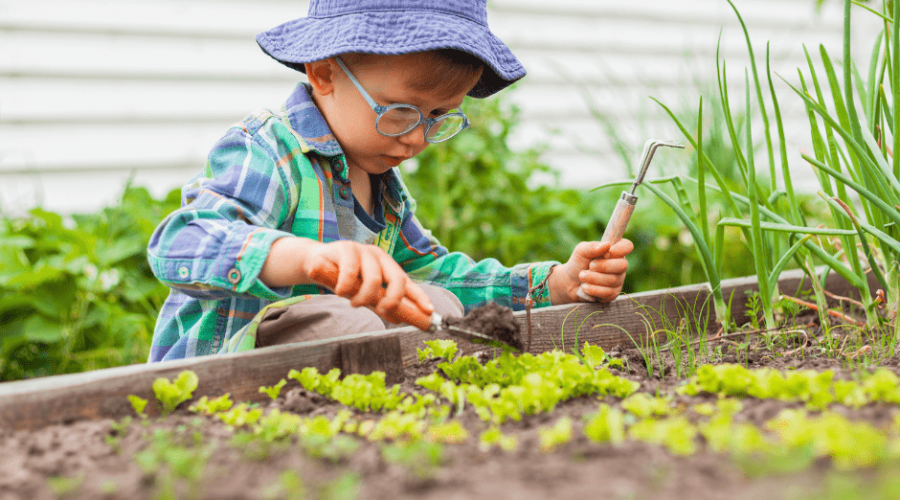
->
[391, 193, 559, 312]
[147, 126, 300, 302]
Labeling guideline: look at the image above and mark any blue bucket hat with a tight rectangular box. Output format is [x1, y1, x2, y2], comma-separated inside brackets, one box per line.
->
[256, 0, 526, 98]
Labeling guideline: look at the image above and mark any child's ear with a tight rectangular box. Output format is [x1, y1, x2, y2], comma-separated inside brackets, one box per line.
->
[305, 59, 337, 96]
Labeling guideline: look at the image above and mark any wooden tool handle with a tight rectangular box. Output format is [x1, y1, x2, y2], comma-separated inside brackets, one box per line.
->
[576, 194, 636, 302]
[307, 263, 435, 331]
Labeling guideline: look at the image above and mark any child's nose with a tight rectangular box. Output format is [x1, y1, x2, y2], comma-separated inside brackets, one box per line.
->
[398, 123, 428, 147]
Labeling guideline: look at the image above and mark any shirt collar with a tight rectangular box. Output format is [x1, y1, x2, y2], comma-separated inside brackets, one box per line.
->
[283, 83, 408, 204]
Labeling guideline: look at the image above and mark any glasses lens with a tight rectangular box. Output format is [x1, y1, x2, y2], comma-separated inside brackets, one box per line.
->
[426, 114, 466, 142]
[376, 106, 421, 135]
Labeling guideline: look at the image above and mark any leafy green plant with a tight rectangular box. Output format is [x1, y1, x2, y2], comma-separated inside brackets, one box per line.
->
[46, 474, 84, 498]
[263, 470, 305, 500]
[628, 416, 698, 456]
[621, 393, 673, 419]
[189, 393, 233, 415]
[217, 403, 264, 429]
[417, 339, 458, 362]
[260, 379, 287, 400]
[478, 426, 518, 451]
[152, 370, 199, 416]
[0, 185, 180, 381]
[381, 441, 445, 479]
[583, 404, 626, 444]
[134, 427, 213, 500]
[128, 394, 148, 417]
[539, 416, 574, 453]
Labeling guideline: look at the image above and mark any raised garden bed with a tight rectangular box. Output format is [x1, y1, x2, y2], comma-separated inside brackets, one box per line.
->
[0, 268, 896, 500]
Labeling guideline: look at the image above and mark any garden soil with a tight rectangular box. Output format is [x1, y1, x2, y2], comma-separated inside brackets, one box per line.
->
[1, 312, 898, 500]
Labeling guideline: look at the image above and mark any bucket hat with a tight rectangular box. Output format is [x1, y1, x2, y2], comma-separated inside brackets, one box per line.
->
[256, 0, 526, 98]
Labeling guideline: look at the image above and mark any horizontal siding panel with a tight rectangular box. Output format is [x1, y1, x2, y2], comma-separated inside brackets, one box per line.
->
[0, 0, 305, 39]
[0, 78, 297, 122]
[0, 0, 882, 213]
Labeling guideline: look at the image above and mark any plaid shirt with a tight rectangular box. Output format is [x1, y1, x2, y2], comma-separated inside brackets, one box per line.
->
[147, 83, 557, 362]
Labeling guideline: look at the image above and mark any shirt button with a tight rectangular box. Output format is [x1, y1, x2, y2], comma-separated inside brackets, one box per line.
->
[227, 268, 242, 284]
[339, 186, 351, 200]
[178, 266, 189, 279]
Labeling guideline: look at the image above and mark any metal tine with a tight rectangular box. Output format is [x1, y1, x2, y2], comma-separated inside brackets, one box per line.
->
[630, 140, 685, 194]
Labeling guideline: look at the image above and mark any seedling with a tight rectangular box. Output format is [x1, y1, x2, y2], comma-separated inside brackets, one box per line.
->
[478, 427, 518, 451]
[381, 441, 444, 479]
[417, 339, 459, 362]
[152, 370, 199, 416]
[426, 420, 469, 444]
[128, 395, 148, 417]
[539, 416, 574, 453]
[628, 416, 698, 456]
[263, 471, 305, 500]
[189, 393, 233, 415]
[46, 474, 84, 498]
[583, 405, 625, 444]
[260, 379, 287, 400]
[621, 393, 673, 419]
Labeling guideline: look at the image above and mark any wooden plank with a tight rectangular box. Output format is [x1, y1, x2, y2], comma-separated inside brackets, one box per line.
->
[340, 335, 405, 384]
[0, 267, 878, 432]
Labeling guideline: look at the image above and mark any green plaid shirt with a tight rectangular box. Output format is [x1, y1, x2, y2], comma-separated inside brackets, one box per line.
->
[147, 83, 556, 362]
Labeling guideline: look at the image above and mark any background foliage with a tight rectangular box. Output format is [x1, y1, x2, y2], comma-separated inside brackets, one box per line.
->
[0, 187, 180, 381]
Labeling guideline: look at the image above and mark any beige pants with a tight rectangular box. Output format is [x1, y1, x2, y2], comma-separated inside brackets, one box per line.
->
[255, 284, 464, 348]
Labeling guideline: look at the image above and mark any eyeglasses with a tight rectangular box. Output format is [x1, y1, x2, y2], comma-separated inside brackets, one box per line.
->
[333, 56, 470, 143]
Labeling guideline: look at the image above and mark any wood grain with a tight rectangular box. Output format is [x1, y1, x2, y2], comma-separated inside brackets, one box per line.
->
[0, 268, 879, 431]
[340, 334, 405, 384]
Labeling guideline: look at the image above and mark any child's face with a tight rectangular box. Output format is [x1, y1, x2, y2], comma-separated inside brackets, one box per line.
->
[309, 53, 481, 177]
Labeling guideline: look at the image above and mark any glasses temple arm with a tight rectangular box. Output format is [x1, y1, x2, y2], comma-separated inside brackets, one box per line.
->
[333, 56, 382, 112]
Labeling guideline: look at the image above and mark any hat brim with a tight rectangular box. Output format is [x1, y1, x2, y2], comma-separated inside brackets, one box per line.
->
[256, 10, 525, 98]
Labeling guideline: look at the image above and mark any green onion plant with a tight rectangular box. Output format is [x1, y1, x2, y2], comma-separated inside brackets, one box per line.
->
[595, 0, 900, 337]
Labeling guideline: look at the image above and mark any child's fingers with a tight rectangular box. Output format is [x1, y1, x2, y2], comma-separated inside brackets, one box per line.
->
[376, 252, 409, 316]
[578, 283, 620, 302]
[333, 245, 363, 298]
[351, 249, 383, 308]
[380, 251, 433, 315]
[605, 238, 634, 259]
[578, 269, 626, 289]
[589, 256, 629, 275]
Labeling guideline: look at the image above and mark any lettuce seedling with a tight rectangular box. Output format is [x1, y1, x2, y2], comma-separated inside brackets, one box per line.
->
[629, 417, 697, 456]
[288, 367, 341, 397]
[583, 404, 625, 444]
[539, 416, 573, 453]
[381, 441, 444, 479]
[478, 427, 518, 452]
[621, 393, 673, 418]
[426, 420, 469, 444]
[260, 379, 287, 400]
[127, 395, 148, 417]
[424, 339, 458, 361]
[189, 393, 233, 415]
[217, 403, 263, 428]
[580, 342, 607, 368]
[152, 370, 199, 416]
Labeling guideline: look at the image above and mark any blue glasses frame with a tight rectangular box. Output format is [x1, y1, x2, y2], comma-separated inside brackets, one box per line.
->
[333, 56, 470, 143]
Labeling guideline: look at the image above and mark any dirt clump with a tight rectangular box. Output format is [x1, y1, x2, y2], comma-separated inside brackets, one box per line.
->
[442, 302, 523, 351]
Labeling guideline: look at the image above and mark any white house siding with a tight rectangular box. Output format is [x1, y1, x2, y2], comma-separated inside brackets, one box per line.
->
[0, 0, 882, 214]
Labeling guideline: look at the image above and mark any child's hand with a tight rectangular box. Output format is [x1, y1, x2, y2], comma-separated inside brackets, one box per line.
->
[549, 239, 633, 304]
[260, 238, 434, 324]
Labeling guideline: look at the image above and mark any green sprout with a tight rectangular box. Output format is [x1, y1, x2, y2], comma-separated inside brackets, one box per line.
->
[539, 416, 573, 453]
[127, 394, 148, 417]
[260, 379, 287, 400]
[152, 370, 199, 416]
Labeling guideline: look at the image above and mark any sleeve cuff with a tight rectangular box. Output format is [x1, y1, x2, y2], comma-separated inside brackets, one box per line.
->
[509, 261, 560, 311]
[212, 227, 294, 301]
